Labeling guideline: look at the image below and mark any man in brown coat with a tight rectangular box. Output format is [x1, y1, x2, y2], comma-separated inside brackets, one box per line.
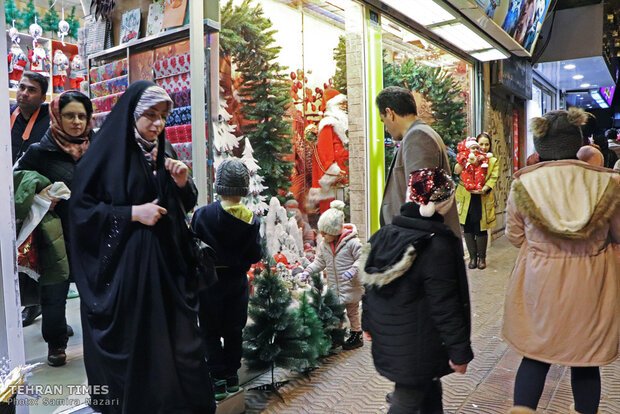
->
[376, 86, 461, 239]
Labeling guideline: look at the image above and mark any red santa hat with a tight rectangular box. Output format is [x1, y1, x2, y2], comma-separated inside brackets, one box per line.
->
[464, 137, 479, 149]
[406, 168, 456, 217]
[320, 88, 345, 112]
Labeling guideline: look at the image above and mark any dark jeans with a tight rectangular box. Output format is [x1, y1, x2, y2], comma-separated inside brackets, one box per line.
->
[514, 357, 600, 414]
[198, 271, 249, 379]
[388, 379, 443, 414]
[40, 280, 70, 349]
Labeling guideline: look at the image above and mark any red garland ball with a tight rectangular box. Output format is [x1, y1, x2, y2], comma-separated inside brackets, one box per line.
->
[290, 71, 296, 80]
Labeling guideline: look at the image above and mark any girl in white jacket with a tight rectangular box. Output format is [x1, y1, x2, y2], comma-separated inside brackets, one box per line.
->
[301, 200, 364, 350]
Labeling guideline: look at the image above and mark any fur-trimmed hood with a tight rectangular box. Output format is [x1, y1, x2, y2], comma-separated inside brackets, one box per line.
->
[511, 160, 620, 239]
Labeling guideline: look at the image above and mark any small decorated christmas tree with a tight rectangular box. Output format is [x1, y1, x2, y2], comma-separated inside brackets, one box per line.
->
[67, 6, 80, 40]
[243, 265, 311, 400]
[241, 138, 268, 215]
[295, 291, 331, 365]
[21, 0, 40, 29]
[308, 272, 347, 348]
[41, 1, 60, 35]
[5, 0, 22, 28]
[261, 197, 304, 265]
[213, 93, 243, 170]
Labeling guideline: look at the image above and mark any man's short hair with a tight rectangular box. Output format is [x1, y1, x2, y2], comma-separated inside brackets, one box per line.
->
[21, 71, 49, 95]
[376, 86, 417, 116]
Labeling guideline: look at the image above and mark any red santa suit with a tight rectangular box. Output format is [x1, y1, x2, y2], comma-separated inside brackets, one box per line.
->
[309, 89, 349, 213]
[69, 55, 85, 90]
[28, 44, 50, 74]
[457, 137, 490, 191]
[52, 50, 69, 93]
[8, 45, 28, 88]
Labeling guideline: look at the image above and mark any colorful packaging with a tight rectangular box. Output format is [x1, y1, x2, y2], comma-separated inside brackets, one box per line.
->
[89, 58, 128, 84]
[89, 75, 129, 99]
[156, 72, 190, 95]
[92, 92, 124, 113]
[153, 53, 190, 79]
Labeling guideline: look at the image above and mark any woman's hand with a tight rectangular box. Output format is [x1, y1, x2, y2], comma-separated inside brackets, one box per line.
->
[132, 199, 167, 226]
[454, 164, 463, 175]
[42, 184, 61, 211]
[165, 158, 189, 188]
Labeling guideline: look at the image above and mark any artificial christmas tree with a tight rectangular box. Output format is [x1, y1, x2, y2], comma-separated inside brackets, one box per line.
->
[221, 0, 294, 199]
[5, 0, 23, 29]
[262, 197, 304, 265]
[41, 1, 60, 36]
[241, 138, 269, 215]
[295, 291, 331, 365]
[213, 94, 243, 170]
[242, 265, 311, 400]
[308, 272, 347, 349]
[67, 6, 80, 41]
[333, 35, 347, 95]
[21, 0, 40, 31]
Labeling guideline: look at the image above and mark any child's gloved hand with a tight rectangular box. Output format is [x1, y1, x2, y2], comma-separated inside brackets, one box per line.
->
[343, 267, 357, 280]
[300, 271, 310, 282]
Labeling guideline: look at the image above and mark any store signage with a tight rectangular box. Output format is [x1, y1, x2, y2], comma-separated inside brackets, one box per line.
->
[492, 58, 532, 100]
[473, 0, 551, 53]
[513, 110, 519, 173]
[600, 86, 615, 106]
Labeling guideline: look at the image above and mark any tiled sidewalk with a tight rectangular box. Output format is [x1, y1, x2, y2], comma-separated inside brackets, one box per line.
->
[243, 236, 620, 413]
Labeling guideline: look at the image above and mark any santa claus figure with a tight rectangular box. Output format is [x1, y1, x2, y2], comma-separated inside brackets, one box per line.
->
[308, 88, 349, 213]
[52, 50, 69, 93]
[29, 43, 50, 74]
[69, 55, 85, 90]
[8, 44, 28, 88]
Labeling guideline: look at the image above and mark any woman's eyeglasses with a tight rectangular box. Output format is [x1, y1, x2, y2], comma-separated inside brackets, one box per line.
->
[61, 112, 88, 122]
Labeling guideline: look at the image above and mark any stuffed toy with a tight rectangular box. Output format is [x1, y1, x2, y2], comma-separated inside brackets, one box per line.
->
[52, 50, 69, 93]
[457, 137, 491, 191]
[8, 44, 28, 88]
[29, 43, 50, 74]
[69, 55, 85, 90]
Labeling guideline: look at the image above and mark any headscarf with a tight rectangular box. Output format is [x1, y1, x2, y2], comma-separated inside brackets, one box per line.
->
[49, 91, 92, 161]
[133, 86, 173, 168]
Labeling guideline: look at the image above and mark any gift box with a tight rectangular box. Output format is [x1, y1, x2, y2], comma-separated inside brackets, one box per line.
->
[89, 75, 129, 99]
[89, 58, 128, 83]
[156, 72, 190, 95]
[153, 53, 190, 79]
[91, 111, 110, 129]
[166, 104, 207, 127]
[92, 92, 124, 113]
[169, 89, 191, 108]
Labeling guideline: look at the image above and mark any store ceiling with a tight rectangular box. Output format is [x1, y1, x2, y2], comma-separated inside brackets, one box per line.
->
[32, 0, 87, 16]
[536, 57, 614, 92]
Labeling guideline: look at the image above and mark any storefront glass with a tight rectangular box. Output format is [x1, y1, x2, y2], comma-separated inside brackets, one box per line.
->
[381, 17, 475, 167]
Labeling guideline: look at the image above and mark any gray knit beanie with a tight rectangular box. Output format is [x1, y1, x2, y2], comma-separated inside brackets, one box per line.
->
[215, 159, 250, 196]
[530, 108, 588, 160]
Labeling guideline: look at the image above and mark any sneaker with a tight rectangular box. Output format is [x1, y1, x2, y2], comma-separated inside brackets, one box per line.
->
[48, 347, 67, 367]
[342, 331, 363, 350]
[212, 378, 227, 401]
[226, 374, 239, 393]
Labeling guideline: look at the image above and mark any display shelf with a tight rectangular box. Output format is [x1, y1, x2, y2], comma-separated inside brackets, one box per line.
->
[87, 19, 220, 62]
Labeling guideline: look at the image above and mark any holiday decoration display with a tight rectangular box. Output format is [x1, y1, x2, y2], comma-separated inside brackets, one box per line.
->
[384, 58, 467, 150]
[213, 95, 243, 169]
[28, 42, 50, 75]
[242, 265, 311, 400]
[308, 272, 347, 349]
[22, 0, 40, 34]
[456, 138, 491, 191]
[52, 50, 69, 93]
[69, 54, 85, 89]
[333, 35, 347, 95]
[262, 197, 304, 265]
[8, 44, 28, 88]
[294, 291, 331, 365]
[57, 19, 70, 45]
[8, 23, 20, 46]
[241, 138, 269, 215]
[29, 17, 43, 48]
[5, 1, 22, 29]
[221, 0, 294, 199]
[41, 1, 59, 37]
[67, 7, 80, 41]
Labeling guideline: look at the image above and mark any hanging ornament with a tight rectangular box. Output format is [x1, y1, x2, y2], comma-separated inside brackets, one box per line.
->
[29, 17, 43, 48]
[9, 21, 20, 45]
[58, 9, 70, 46]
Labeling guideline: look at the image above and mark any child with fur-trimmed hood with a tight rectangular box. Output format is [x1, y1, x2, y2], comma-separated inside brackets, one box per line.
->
[300, 200, 364, 350]
[360, 168, 473, 414]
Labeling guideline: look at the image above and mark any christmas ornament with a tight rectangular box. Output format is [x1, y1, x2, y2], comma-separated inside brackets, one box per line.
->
[52, 50, 69, 93]
[406, 167, 456, 217]
[58, 11, 70, 45]
[69, 55, 85, 89]
[9, 21, 20, 45]
[29, 17, 43, 48]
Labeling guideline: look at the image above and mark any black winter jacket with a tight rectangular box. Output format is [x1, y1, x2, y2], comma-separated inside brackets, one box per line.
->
[360, 202, 473, 386]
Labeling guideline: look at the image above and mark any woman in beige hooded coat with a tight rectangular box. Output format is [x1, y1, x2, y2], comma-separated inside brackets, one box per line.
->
[505, 108, 620, 414]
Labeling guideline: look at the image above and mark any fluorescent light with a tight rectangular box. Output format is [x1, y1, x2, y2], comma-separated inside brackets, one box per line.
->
[430, 22, 493, 51]
[471, 48, 509, 61]
[572, 74, 584, 80]
[580, 83, 591, 88]
[382, 0, 455, 26]
[564, 64, 576, 70]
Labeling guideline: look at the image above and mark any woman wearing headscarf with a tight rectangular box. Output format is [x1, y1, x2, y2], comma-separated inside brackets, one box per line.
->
[454, 133, 499, 269]
[15, 90, 93, 367]
[505, 108, 620, 414]
[69, 81, 215, 413]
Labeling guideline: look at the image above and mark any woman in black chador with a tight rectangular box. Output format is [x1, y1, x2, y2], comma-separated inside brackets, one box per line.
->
[69, 81, 215, 413]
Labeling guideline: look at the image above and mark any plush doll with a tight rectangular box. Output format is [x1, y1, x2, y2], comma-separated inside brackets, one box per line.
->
[29, 43, 51, 74]
[457, 137, 491, 191]
[52, 50, 69, 93]
[69, 55, 85, 90]
[8, 44, 28, 88]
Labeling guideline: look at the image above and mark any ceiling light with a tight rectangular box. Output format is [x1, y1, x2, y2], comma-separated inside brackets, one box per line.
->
[470, 48, 509, 61]
[590, 89, 610, 109]
[580, 83, 591, 88]
[572, 74, 584, 80]
[564, 64, 576, 70]
[430, 22, 493, 51]
[579, 97, 584, 99]
[382, 0, 455, 26]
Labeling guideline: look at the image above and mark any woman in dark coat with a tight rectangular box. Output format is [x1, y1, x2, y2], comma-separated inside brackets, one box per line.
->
[69, 81, 215, 413]
[361, 168, 473, 414]
[16, 90, 93, 366]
